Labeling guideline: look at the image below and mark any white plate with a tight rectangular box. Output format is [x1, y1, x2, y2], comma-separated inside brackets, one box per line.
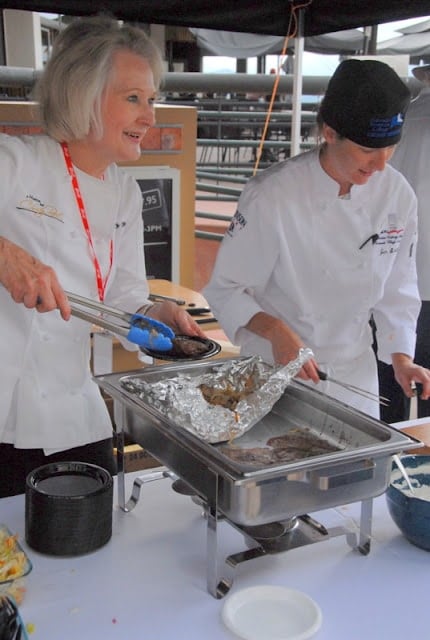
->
[221, 585, 322, 640]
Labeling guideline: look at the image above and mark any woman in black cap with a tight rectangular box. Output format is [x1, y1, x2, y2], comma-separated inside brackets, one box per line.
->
[205, 59, 430, 418]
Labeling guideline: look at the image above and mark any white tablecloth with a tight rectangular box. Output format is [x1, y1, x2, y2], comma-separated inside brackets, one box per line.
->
[2, 467, 429, 640]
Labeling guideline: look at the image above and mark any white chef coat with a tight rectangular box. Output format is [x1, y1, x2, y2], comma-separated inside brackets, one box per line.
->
[204, 148, 420, 417]
[0, 134, 150, 451]
[390, 87, 430, 301]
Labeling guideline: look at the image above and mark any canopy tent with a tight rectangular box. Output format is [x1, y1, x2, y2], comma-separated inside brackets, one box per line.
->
[2, 0, 430, 156]
[1, 0, 430, 38]
[190, 27, 366, 58]
[378, 17, 430, 63]
[399, 17, 430, 34]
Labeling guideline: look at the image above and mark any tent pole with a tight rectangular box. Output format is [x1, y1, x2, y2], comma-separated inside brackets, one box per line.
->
[368, 25, 378, 54]
[291, 6, 305, 157]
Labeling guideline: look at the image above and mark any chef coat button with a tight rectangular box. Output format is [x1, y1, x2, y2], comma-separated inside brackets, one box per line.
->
[42, 333, 50, 341]
[41, 392, 47, 399]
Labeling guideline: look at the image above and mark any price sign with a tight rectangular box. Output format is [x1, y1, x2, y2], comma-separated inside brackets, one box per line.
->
[138, 178, 173, 280]
[141, 188, 162, 212]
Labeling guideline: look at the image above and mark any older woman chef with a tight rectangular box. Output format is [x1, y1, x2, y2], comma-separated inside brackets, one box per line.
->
[204, 59, 430, 418]
[0, 15, 204, 497]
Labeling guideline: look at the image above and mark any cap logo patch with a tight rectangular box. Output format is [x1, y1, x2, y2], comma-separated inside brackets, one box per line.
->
[367, 113, 404, 139]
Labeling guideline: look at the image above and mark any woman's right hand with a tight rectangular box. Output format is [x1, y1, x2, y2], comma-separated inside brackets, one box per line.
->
[271, 320, 320, 382]
[0, 237, 71, 320]
[246, 311, 320, 382]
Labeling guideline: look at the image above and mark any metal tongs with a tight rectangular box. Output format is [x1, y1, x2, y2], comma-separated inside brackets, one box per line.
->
[66, 291, 174, 351]
[317, 369, 390, 406]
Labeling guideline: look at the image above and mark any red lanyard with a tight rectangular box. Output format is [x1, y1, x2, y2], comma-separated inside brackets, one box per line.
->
[61, 142, 113, 302]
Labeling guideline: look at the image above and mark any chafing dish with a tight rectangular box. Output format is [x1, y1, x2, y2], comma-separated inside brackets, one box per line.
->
[94, 358, 421, 597]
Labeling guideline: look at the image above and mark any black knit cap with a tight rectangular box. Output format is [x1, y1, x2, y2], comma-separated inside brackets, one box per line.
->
[319, 59, 411, 148]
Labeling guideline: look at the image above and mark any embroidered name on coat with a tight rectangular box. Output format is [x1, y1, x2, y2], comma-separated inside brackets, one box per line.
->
[17, 195, 63, 223]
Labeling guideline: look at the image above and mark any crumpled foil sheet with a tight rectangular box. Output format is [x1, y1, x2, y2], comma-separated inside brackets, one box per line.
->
[120, 348, 314, 444]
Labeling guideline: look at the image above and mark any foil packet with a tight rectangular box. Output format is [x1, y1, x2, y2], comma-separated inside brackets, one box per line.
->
[120, 348, 314, 444]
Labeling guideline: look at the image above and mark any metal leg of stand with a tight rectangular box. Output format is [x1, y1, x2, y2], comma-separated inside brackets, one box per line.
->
[206, 475, 236, 599]
[115, 403, 171, 512]
[115, 404, 127, 511]
[205, 499, 374, 597]
[357, 498, 373, 555]
[121, 469, 171, 512]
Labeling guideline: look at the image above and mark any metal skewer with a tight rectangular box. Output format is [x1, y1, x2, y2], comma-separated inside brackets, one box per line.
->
[149, 293, 186, 305]
[317, 369, 390, 406]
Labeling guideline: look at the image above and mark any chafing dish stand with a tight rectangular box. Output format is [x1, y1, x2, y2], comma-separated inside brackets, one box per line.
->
[115, 423, 371, 599]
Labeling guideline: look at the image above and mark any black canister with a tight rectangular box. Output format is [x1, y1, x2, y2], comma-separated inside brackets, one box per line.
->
[25, 461, 113, 556]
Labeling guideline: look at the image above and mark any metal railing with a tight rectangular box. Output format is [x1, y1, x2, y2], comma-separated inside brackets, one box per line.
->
[192, 96, 317, 244]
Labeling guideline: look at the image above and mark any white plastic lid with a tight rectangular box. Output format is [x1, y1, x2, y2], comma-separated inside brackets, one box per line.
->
[221, 585, 322, 640]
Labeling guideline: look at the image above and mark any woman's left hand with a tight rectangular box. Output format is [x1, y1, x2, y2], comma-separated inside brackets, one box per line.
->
[146, 301, 207, 338]
[392, 353, 430, 400]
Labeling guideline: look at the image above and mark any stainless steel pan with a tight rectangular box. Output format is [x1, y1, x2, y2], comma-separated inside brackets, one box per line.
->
[94, 358, 421, 526]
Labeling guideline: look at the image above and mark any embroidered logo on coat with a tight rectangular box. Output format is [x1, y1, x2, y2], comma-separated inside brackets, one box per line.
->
[227, 209, 247, 237]
[17, 195, 63, 223]
[377, 213, 404, 255]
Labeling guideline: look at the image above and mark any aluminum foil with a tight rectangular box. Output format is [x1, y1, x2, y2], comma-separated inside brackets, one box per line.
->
[120, 348, 314, 443]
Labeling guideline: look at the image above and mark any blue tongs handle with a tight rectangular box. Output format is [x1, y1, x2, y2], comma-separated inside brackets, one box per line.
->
[128, 313, 174, 351]
[66, 292, 174, 351]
